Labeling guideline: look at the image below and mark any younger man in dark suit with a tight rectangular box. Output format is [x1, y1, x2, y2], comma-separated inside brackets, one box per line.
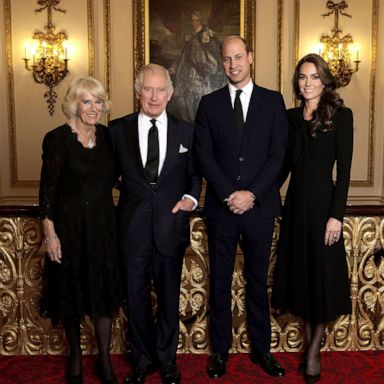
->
[109, 64, 201, 384]
[195, 35, 288, 379]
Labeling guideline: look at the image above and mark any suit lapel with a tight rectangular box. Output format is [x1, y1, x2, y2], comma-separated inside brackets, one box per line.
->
[219, 88, 242, 150]
[156, 115, 179, 187]
[243, 84, 262, 129]
[123, 114, 147, 178]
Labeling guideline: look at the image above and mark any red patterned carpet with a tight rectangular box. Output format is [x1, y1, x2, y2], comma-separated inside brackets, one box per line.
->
[0, 352, 383, 383]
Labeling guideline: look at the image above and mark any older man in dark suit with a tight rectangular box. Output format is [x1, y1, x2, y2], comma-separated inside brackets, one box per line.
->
[109, 64, 201, 384]
[195, 35, 288, 379]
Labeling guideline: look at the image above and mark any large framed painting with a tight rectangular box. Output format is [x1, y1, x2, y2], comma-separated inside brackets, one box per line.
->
[133, 0, 256, 123]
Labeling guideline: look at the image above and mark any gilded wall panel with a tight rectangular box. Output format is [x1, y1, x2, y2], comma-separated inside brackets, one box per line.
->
[0, 213, 383, 355]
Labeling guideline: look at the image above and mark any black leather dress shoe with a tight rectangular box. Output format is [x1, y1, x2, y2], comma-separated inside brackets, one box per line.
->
[123, 366, 154, 384]
[160, 364, 181, 384]
[251, 352, 286, 377]
[207, 353, 228, 379]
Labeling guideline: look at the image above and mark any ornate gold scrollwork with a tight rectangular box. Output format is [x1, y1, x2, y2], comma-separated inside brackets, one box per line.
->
[1, 213, 383, 355]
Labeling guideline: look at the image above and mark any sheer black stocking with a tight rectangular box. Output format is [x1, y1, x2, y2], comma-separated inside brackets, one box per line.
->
[63, 318, 82, 377]
[304, 321, 326, 376]
[94, 316, 115, 379]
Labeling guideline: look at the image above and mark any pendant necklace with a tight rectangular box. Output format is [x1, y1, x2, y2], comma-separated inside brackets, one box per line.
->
[72, 123, 96, 149]
[88, 137, 95, 149]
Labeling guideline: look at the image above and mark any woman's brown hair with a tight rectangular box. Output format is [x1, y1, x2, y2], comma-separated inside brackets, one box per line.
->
[292, 53, 344, 137]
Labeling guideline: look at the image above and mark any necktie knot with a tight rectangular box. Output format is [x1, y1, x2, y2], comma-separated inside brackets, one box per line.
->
[150, 118, 157, 127]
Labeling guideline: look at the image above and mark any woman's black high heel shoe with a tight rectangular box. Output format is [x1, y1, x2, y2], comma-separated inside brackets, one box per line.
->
[303, 353, 321, 383]
[95, 356, 118, 384]
[304, 372, 321, 383]
[66, 354, 83, 384]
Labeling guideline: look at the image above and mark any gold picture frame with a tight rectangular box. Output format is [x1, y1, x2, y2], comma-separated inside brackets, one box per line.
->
[133, 0, 256, 122]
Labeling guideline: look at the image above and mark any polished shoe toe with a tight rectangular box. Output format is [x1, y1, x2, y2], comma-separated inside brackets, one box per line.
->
[123, 367, 147, 384]
[160, 364, 181, 384]
[207, 353, 228, 379]
[251, 352, 286, 377]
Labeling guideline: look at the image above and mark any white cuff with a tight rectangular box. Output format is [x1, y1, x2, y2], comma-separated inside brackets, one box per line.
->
[182, 194, 198, 210]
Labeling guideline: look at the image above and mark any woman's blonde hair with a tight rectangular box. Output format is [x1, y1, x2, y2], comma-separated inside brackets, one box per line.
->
[62, 76, 111, 118]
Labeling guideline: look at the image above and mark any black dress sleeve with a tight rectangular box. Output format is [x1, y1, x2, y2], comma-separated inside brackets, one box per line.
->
[39, 128, 67, 220]
[329, 107, 354, 221]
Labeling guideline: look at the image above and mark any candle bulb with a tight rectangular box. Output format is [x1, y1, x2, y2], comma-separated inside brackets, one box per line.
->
[24, 46, 27, 59]
[64, 47, 68, 60]
[356, 50, 359, 61]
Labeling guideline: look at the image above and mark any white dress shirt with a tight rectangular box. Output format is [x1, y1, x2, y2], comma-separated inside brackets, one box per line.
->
[228, 79, 254, 122]
[138, 110, 168, 173]
[138, 110, 198, 209]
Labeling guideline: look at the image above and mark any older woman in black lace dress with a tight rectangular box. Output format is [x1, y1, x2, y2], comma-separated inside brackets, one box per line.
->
[39, 76, 120, 384]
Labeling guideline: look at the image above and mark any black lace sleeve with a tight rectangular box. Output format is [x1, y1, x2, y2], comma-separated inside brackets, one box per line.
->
[39, 128, 67, 220]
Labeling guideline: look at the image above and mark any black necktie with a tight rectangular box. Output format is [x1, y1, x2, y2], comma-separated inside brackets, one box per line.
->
[234, 89, 244, 139]
[145, 119, 159, 184]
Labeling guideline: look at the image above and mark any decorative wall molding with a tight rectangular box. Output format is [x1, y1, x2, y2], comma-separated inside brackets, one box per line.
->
[277, 0, 284, 92]
[87, 0, 95, 77]
[103, 0, 111, 120]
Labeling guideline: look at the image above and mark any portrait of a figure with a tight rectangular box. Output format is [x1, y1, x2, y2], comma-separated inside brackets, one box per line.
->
[149, 0, 240, 123]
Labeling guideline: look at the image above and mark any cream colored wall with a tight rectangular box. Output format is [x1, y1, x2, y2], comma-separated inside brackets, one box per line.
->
[0, 0, 383, 205]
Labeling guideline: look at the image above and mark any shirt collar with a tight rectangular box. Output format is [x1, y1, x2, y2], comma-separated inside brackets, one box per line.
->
[228, 79, 254, 98]
[139, 109, 167, 126]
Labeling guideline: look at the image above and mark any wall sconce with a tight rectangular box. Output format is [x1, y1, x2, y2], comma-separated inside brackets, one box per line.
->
[319, 1, 361, 88]
[22, 0, 69, 115]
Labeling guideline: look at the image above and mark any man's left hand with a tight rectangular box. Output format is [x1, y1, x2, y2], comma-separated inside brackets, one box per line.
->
[226, 190, 255, 214]
[172, 197, 194, 213]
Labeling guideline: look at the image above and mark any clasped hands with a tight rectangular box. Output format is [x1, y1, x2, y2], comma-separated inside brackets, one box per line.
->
[226, 190, 255, 215]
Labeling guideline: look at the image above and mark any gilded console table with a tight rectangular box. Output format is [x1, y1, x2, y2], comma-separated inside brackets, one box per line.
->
[0, 206, 383, 355]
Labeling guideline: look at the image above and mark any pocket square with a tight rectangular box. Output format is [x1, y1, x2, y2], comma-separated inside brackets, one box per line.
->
[179, 144, 188, 153]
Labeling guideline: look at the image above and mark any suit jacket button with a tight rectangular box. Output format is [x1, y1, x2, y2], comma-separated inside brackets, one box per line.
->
[239, 157, 244, 162]
[237, 176, 241, 181]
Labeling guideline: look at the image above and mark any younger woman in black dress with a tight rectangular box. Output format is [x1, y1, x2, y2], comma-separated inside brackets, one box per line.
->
[39, 76, 120, 384]
[272, 54, 353, 383]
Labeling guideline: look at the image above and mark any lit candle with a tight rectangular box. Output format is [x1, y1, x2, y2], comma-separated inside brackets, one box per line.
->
[338, 44, 342, 60]
[64, 47, 68, 60]
[356, 49, 359, 61]
[24, 45, 27, 59]
[318, 48, 322, 57]
[32, 54, 35, 66]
